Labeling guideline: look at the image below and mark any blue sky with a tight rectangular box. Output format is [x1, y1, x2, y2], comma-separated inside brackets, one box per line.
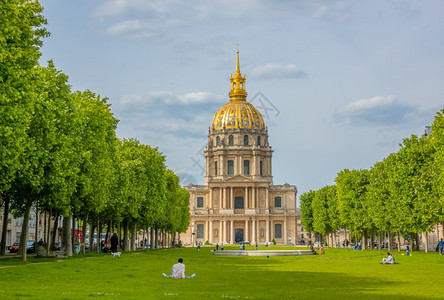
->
[39, 0, 444, 199]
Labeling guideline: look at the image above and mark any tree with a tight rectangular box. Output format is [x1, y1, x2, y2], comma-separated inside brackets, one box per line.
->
[367, 154, 398, 248]
[10, 62, 78, 261]
[429, 109, 444, 224]
[336, 169, 372, 249]
[71, 90, 118, 253]
[0, 0, 48, 255]
[392, 135, 439, 251]
[312, 186, 333, 244]
[300, 190, 315, 235]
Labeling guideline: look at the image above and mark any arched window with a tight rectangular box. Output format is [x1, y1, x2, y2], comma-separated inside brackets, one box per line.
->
[216, 136, 220, 146]
[257, 136, 261, 146]
[244, 135, 248, 146]
[228, 135, 234, 146]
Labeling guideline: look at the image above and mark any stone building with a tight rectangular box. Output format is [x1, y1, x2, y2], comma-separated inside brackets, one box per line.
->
[183, 51, 297, 246]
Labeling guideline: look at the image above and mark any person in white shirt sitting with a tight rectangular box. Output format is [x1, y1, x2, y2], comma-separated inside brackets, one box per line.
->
[163, 258, 196, 278]
[381, 252, 395, 264]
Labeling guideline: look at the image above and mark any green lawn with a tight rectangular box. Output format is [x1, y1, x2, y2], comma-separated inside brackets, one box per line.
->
[1, 246, 443, 299]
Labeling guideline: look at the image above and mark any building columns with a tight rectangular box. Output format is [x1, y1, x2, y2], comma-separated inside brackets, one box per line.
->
[230, 220, 234, 243]
[205, 220, 209, 242]
[223, 220, 227, 243]
[245, 219, 249, 242]
[284, 218, 287, 243]
[266, 219, 270, 243]
[252, 219, 256, 243]
[209, 220, 213, 243]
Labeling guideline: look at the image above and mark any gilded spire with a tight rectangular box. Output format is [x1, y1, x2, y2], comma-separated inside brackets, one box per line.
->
[229, 49, 247, 101]
[235, 49, 240, 75]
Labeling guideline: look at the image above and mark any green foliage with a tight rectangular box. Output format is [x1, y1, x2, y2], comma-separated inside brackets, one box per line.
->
[0, 0, 48, 192]
[336, 169, 372, 233]
[299, 190, 315, 233]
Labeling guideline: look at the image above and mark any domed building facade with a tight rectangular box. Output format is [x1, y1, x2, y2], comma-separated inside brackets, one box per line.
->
[184, 51, 297, 246]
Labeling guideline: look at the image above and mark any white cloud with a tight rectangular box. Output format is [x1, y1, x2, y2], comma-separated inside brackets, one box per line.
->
[94, 0, 176, 17]
[335, 95, 416, 126]
[250, 63, 307, 79]
[93, 0, 353, 39]
[115, 90, 224, 138]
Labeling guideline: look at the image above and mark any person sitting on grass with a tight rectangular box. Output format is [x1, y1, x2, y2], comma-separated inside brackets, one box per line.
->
[380, 252, 395, 264]
[163, 258, 196, 278]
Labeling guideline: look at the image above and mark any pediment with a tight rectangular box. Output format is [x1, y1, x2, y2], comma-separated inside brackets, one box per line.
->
[224, 175, 255, 182]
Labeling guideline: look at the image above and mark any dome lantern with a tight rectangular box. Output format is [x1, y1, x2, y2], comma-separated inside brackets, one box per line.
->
[229, 50, 247, 101]
[211, 50, 265, 131]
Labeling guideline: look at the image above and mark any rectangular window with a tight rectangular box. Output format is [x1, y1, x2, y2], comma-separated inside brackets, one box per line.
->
[234, 197, 244, 209]
[260, 161, 263, 176]
[228, 160, 234, 175]
[197, 224, 204, 239]
[215, 161, 218, 175]
[197, 197, 204, 208]
[275, 224, 282, 239]
[243, 160, 250, 175]
[274, 197, 281, 208]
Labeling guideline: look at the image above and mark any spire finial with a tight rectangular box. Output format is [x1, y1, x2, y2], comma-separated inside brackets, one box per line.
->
[229, 47, 247, 101]
[235, 48, 240, 74]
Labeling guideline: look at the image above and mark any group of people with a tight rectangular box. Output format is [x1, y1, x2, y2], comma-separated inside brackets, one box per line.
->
[100, 233, 119, 253]
[214, 243, 225, 251]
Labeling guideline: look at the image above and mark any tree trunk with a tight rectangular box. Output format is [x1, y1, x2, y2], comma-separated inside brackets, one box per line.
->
[62, 215, 73, 256]
[155, 228, 159, 249]
[43, 210, 47, 243]
[46, 209, 52, 256]
[131, 223, 137, 251]
[415, 233, 420, 251]
[142, 229, 145, 249]
[118, 222, 121, 250]
[89, 220, 95, 252]
[425, 232, 428, 253]
[51, 212, 59, 251]
[397, 231, 401, 252]
[388, 232, 392, 250]
[123, 222, 129, 251]
[20, 198, 33, 262]
[97, 215, 101, 254]
[81, 212, 88, 254]
[71, 211, 76, 254]
[34, 201, 39, 249]
[1, 194, 11, 255]
[370, 231, 374, 250]
[150, 227, 154, 249]
[362, 230, 367, 250]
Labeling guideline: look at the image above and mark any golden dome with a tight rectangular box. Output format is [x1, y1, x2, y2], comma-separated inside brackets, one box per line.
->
[212, 101, 265, 131]
[211, 50, 265, 131]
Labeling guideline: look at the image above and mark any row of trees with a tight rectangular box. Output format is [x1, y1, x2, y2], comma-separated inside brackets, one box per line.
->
[300, 109, 444, 252]
[1, 0, 190, 261]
